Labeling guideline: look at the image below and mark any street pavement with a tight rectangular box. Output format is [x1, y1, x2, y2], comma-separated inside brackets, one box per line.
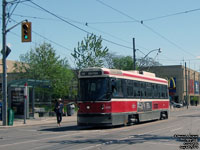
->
[0, 113, 77, 128]
[0, 106, 199, 150]
[0, 106, 198, 128]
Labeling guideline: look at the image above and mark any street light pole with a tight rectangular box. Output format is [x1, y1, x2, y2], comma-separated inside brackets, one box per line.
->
[143, 48, 161, 60]
[139, 48, 162, 69]
[2, 0, 7, 126]
[133, 38, 136, 70]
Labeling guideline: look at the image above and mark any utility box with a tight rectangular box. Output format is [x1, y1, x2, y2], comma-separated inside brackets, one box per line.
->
[67, 103, 75, 116]
[8, 108, 14, 126]
[0, 102, 2, 121]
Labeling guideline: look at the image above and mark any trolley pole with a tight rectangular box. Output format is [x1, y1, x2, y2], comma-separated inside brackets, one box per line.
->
[2, 0, 7, 126]
[133, 38, 136, 70]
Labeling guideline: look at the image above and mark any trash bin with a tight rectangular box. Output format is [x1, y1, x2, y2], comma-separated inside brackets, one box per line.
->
[0, 102, 2, 121]
[67, 103, 75, 116]
[7, 108, 14, 126]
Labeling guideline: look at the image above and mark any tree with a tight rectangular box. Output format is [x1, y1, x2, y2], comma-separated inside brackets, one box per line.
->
[104, 53, 162, 71]
[71, 34, 109, 69]
[112, 55, 134, 70]
[137, 57, 162, 69]
[103, 52, 116, 69]
[14, 42, 74, 98]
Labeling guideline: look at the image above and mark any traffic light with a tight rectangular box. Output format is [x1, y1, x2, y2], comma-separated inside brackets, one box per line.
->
[21, 22, 32, 42]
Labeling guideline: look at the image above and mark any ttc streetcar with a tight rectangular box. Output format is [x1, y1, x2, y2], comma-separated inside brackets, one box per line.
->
[77, 68, 169, 126]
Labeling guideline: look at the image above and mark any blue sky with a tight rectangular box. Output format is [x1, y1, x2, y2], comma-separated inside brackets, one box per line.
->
[1, 0, 200, 70]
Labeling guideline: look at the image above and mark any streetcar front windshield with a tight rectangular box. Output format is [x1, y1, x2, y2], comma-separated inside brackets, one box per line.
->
[79, 78, 110, 101]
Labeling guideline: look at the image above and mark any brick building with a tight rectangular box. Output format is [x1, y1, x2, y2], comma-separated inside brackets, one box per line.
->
[142, 65, 200, 105]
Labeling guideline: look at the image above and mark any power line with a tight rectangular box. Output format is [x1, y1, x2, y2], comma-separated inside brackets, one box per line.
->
[12, 13, 58, 21]
[86, 7, 200, 24]
[9, 18, 74, 53]
[9, 30, 74, 64]
[10, 1, 149, 56]
[87, 20, 138, 25]
[143, 8, 200, 22]
[27, 1, 139, 49]
[96, 0, 196, 58]
[29, 1, 136, 51]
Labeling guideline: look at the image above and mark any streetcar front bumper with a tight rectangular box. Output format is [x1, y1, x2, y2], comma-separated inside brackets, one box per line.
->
[77, 113, 112, 126]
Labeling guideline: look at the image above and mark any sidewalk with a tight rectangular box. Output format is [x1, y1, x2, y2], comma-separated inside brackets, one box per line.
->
[0, 106, 199, 128]
[0, 114, 77, 128]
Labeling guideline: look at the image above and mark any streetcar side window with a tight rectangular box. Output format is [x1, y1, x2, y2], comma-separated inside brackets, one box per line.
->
[112, 78, 124, 98]
[133, 81, 140, 98]
[127, 80, 133, 97]
[162, 85, 168, 99]
[146, 83, 153, 98]
[154, 84, 159, 98]
[141, 82, 146, 98]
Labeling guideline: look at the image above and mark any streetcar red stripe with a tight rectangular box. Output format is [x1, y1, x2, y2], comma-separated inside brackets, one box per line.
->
[103, 71, 167, 84]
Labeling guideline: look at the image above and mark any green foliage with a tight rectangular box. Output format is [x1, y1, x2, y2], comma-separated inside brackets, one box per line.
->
[105, 53, 162, 71]
[112, 55, 134, 70]
[14, 42, 75, 98]
[71, 34, 109, 69]
[192, 96, 198, 101]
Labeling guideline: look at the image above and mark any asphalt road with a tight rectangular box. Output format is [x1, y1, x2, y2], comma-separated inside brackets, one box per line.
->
[0, 107, 200, 150]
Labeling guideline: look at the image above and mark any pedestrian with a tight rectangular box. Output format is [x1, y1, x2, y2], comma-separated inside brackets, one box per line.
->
[54, 98, 64, 127]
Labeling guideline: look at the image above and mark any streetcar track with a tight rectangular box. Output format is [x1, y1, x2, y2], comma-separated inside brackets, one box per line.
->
[0, 110, 199, 149]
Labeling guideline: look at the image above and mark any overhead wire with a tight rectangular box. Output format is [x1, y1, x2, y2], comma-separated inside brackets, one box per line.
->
[28, 0, 136, 51]
[142, 8, 200, 22]
[86, 7, 200, 24]
[9, 18, 74, 63]
[11, 1, 150, 56]
[10, 12, 149, 56]
[96, 0, 196, 58]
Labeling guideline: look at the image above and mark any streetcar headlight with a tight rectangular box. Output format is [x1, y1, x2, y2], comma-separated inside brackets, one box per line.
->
[86, 106, 90, 110]
[101, 105, 104, 110]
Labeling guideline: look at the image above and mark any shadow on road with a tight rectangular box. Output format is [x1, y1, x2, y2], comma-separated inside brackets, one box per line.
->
[47, 134, 179, 145]
[39, 120, 159, 132]
[178, 115, 200, 118]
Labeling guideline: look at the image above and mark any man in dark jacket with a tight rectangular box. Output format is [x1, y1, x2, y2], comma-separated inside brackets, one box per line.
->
[55, 98, 64, 126]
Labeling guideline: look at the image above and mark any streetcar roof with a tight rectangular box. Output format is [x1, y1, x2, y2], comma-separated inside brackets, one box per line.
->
[79, 67, 168, 85]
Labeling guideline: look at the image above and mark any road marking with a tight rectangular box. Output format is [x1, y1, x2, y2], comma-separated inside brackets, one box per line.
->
[76, 124, 182, 150]
[146, 142, 178, 146]
[170, 127, 182, 132]
[0, 130, 100, 148]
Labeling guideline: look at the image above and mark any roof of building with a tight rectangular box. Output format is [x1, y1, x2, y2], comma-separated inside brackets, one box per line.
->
[0, 59, 19, 73]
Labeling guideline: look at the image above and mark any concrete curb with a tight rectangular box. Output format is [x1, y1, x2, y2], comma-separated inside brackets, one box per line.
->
[0, 115, 77, 128]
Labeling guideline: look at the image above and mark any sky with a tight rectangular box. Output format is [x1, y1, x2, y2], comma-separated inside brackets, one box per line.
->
[1, 0, 200, 70]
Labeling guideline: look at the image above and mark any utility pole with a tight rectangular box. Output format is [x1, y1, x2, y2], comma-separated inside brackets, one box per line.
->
[133, 38, 136, 70]
[185, 62, 188, 109]
[2, 0, 7, 126]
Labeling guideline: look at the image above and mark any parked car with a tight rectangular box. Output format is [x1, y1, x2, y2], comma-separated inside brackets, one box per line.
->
[170, 101, 183, 108]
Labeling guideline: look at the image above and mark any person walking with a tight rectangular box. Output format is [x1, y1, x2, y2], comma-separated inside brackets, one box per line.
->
[55, 98, 64, 126]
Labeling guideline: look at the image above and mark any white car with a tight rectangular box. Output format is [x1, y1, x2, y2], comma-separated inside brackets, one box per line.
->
[170, 101, 183, 108]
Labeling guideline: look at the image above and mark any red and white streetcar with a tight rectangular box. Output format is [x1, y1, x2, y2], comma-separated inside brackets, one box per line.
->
[77, 67, 169, 126]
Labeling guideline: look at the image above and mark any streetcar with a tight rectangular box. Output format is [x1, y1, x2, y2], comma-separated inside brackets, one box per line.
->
[77, 67, 169, 126]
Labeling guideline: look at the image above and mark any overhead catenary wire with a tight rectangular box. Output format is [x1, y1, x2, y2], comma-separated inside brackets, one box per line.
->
[10, 1, 153, 56]
[8, 18, 76, 66]
[86, 7, 200, 24]
[9, 30, 74, 64]
[96, 0, 196, 58]
[9, 18, 74, 53]
[29, 0, 136, 51]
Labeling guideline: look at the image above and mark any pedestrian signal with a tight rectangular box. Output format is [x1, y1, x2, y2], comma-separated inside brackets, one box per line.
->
[21, 22, 32, 42]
